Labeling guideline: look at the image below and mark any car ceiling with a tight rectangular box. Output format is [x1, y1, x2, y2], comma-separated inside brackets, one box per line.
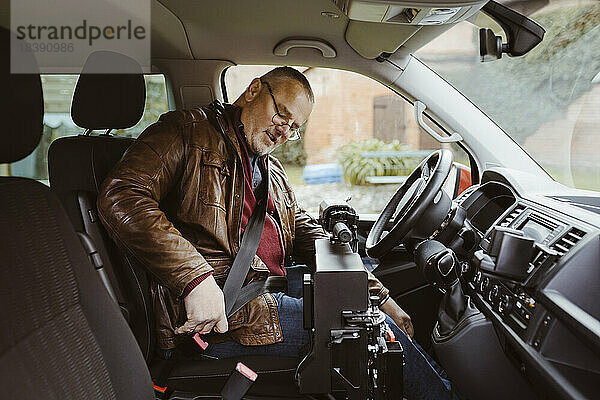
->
[0, 0, 524, 81]
[0, 0, 485, 86]
[152, 0, 479, 72]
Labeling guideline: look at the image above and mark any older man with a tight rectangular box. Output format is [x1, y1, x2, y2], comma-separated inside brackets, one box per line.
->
[98, 67, 457, 399]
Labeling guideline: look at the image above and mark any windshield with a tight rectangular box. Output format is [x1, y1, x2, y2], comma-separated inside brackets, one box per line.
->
[415, 0, 600, 192]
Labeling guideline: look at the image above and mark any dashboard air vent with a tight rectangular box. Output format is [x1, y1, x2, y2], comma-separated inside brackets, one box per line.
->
[529, 249, 550, 272]
[550, 227, 586, 256]
[499, 204, 526, 227]
[455, 185, 478, 205]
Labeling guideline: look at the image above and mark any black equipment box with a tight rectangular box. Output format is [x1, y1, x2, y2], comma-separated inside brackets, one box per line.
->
[297, 238, 368, 394]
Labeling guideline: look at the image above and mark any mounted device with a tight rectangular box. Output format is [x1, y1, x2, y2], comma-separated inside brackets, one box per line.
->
[479, 1, 545, 62]
[297, 203, 404, 399]
[319, 200, 359, 252]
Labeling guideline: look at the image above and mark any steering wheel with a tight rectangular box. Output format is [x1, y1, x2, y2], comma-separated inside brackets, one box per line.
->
[366, 149, 453, 259]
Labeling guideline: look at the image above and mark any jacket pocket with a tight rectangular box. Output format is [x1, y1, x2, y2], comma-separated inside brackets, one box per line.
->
[272, 177, 296, 209]
[198, 150, 230, 211]
[271, 180, 296, 251]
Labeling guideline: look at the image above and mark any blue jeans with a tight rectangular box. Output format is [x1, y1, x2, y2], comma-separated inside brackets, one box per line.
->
[196, 266, 461, 399]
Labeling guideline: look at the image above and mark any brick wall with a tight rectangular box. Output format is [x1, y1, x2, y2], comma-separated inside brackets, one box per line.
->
[303, 69, 388, 164]
[302, 68, 444, 164]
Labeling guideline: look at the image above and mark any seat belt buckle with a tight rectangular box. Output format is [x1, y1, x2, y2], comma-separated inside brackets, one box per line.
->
[152, 382, 168, 399]
[192, 332, 209, 350]
[220, 362, 258, 400]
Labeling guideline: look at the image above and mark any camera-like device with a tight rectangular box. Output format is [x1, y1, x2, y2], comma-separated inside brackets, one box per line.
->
[319, 200, 359, 252]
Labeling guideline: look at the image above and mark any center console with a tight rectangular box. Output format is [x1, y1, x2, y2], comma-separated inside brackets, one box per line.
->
[428, 177, 598, 400]
[468, 202, 587, 345]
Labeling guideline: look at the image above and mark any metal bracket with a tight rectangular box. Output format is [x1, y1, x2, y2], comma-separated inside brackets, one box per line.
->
[330, 328, 361, 345]
[414, 101, 462, 143]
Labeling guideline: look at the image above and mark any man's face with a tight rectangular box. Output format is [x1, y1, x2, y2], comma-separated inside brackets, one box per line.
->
[241, 78, 312, 156]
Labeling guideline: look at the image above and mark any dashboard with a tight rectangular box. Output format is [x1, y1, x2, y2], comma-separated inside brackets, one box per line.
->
[440, 170, 600, 400]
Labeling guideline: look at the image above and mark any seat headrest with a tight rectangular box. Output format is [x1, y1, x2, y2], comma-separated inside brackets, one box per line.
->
[0, 28, 44, 164]
[71, 51, 146, 131]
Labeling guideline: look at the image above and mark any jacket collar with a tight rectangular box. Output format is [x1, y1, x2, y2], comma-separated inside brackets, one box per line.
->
[221, 103, 243, 158]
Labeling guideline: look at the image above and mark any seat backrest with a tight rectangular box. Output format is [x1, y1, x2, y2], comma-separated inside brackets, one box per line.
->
[0, 30, 153, 399]
[49, 135, 157, 361]
[48, 51, 156, 361]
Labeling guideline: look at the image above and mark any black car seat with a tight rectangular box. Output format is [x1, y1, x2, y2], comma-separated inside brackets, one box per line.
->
[0, 30, 154, 400]
[48, 51, 154, 362]
[47, 51, 300, 398]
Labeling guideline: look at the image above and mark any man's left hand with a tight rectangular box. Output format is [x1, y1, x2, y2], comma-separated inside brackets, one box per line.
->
[380, 297, 414, 339]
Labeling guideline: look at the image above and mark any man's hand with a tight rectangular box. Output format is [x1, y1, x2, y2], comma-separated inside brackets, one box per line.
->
[380, 297, 414, 339]
[174, 275, 229, 335]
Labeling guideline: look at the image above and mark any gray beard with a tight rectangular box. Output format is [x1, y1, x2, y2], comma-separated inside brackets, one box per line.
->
[248, 130, 276, 156]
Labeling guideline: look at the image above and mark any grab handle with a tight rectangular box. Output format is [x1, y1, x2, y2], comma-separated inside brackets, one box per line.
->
[414, 101, 462, 143]
[274, 38, 337, 58]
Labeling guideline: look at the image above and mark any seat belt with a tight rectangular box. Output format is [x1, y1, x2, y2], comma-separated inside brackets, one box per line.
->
[203, 102, 281, 318]
[222, 163, 269, 317]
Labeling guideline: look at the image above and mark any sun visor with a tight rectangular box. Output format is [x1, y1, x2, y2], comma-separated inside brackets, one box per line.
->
[337, 0, 486, 59]
[346, 21, 420, 59]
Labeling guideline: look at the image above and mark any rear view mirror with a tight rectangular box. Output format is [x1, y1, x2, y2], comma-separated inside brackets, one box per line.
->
[479, 28, 503, 62]
[479, 1, 545, 62]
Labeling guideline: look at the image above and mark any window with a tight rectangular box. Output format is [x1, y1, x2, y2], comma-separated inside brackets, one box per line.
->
[374, 95, 406, 143]
[0, 74, 169, 183]
[415, 1, 600, 191]
[225, 66, 471, 214]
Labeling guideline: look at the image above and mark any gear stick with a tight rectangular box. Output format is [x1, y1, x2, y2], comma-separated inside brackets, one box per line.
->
[416, 240, 475, 336]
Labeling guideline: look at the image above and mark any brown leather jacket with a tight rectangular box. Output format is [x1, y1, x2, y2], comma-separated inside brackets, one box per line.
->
[97, 105, 389, 349]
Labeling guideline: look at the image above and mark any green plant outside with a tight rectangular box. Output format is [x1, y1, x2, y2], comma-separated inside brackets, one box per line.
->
[338, 138, 422, 185]
[271, 135, 307, 167]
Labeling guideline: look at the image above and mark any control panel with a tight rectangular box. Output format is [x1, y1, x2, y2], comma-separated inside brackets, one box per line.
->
[469, 272, 536, 338]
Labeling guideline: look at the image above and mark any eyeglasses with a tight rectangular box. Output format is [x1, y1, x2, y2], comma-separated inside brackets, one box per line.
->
[261, 80, 302, 141]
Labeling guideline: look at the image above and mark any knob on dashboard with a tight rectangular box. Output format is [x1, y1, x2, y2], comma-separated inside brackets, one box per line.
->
[489, 284, 499, 302]
[498, 294, 511, 314]
[474, 271, 482, 285]
[479, 276, 490, 293]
